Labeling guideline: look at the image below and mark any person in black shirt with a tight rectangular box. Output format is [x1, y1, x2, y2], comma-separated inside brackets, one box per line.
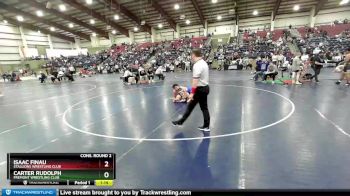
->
[2, 73, 7, 82]
[310, 52, 325, 83]
[39, 71, 47, 83]
[147, 68, 154, 82]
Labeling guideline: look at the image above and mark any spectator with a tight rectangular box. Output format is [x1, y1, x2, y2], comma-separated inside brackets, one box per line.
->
[291, 56, 303, 85]
[155, 66, 165, 80]
[254, 58, 269, 81]
[263, 62, 278, 82]
[122, 69, 134, 83]
[310, 52, 325, 83]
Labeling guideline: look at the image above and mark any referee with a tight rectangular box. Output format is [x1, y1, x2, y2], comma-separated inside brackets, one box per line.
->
[172, 48, 210, 132]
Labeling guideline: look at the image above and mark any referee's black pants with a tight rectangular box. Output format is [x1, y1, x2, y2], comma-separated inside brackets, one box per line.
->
[178, 85, 210, 127]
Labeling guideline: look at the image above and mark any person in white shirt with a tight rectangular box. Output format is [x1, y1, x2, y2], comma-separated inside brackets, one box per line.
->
[291, 56, 303, 85]
[169, 64, 175, 72]
[57, 70, 65, 81]
[271, 53, 278, 65]
[123, 69, 133, 83]
[155, 66, 165, 80]
[175, 60, 179, 68]
[185, 61, 191, 72]
[172, 49, 210, 132]
[333, 53, 343, 66]
[69, 65, 75, 75]
[277, 53, 285, 67]
[313, 47, 321, 55]
[138, 66, 145, 73]
[301, 53, 309, 62]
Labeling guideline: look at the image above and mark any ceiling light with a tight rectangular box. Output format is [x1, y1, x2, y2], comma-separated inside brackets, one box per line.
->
[17, 15, 24, 22]
[50, 27, 55, 31]
[3, 20, 8, 24]
[59, 4, 66, 12]
[185, 20, 190, 25]
[114, 14, 119, 20]
[293, 5, 300, 11]
[36, 10, 44, 17]
[92, 33, 97, 37]
[217, 15, 222, 20]
[69, 23, 74, 28]
[212, 0, 218, 3]
[90, 19, 95, 24]
[174, 4, 180, 10]
[340, 0, 349, 5]
[134, 27, 139, 31]
[86, 0, 93, 5]
[158, 23, 163, 28]
[253, 10, 258, 15]
[112, 30, 116, 34]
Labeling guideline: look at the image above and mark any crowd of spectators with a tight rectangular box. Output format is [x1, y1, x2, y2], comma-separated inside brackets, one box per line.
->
[214, 29, 292, 71]
[297, 25, 350, 68]
[152, 36, 211, 72]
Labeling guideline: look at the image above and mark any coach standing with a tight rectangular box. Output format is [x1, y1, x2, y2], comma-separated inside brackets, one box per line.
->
[172, 49, 210, 132]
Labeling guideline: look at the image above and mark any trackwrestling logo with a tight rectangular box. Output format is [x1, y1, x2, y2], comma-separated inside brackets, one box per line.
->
[2, 188, 57, 196]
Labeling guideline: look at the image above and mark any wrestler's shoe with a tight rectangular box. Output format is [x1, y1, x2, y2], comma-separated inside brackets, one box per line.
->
[198, 126, 210, 132]
[172, 120, 183, 127]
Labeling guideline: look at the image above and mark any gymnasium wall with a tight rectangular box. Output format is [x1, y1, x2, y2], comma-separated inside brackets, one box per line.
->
[274, 12, 310, 29]
[208, 20, 235, 35]
[51, 36, 73, 49]
[155, 28, 177, 42]
[110, 34, 130, 45]
[180, 24, 205, 38]
[0, 24, 22, 65]
[239, 7, 350, 30]
[239, 16, 271, 31]
[154, 24, 204, 42]
[135, 32, 152, 43]
[0, 22, 75, 68]
[315, 6, 350, 25]
[23, 29, 50, 49]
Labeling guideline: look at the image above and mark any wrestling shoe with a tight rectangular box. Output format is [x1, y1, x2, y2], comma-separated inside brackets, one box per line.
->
[172, 120, 183, 127]
[198, 126, 210, 132]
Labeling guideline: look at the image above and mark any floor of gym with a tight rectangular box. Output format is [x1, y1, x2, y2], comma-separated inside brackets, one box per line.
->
[0, 69, 349, 189]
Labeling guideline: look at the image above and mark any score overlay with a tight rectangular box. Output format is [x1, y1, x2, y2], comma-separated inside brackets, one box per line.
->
[7, 153, 115, 186]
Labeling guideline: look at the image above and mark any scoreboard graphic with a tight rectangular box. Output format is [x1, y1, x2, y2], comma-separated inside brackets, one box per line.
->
[7, 153, 116, 186]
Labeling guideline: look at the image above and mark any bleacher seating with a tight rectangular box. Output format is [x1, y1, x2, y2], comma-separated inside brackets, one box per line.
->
[272, 29, 284, 41]
[297, 24, 350, 55]
[243, 29, 285, 42]
[297, 23, 350, 38]
[44, 35, 210, 74]
[256, 31, 267, 39]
